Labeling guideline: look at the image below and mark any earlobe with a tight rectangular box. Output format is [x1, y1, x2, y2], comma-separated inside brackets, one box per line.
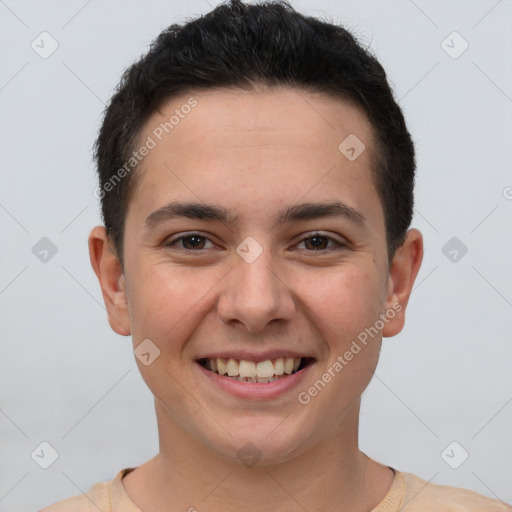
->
[382, 228, 424, 338]
[88, 226, 131, 336]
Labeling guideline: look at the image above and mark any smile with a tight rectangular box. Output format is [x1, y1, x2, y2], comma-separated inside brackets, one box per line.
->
[197, 357, 313, 383]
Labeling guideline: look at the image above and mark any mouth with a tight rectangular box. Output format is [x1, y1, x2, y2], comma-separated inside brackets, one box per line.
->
[197, 356, 314, 383]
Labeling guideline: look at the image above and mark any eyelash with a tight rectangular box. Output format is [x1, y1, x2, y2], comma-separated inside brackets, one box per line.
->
[164, 232, 346, 252]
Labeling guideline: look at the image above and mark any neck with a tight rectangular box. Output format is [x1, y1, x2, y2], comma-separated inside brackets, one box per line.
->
[122, 399, 394, 512]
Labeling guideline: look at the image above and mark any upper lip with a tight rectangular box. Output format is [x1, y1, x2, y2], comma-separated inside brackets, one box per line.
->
[196, 350, 315, 362]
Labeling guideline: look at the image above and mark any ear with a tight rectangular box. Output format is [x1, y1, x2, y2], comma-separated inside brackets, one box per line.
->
[382, 228, 423, 338]
[88, 225, 131, 336]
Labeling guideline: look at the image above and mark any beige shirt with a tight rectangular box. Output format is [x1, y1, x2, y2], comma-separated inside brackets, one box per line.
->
[39, 466, 511, 511]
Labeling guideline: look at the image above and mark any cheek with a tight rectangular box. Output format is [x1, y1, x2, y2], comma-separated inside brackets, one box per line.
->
[126, 263, 210, 409]
[296, 269, 384, 425]
[301, 265, 384, 344]
[318, 268, 385, 398]
[127, 262, 226, 348]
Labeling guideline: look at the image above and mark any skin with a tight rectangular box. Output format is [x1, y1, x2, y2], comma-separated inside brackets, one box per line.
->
[89, 86, 423, 512]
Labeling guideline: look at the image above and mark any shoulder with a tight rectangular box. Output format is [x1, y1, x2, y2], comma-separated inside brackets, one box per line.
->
[39, 491, 102, 512]
[399, 471, 512, 511]
[38, 472, 120, 512]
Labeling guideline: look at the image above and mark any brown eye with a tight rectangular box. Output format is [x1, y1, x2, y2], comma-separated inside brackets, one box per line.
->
[296, 233, 345, 251]
[165, 233, 216, 251]
[180, 235, 207, 250]
[304, 235, 330, 251]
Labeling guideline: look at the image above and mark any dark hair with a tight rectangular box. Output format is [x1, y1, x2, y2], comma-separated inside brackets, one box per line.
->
[94, 0, 415, 267]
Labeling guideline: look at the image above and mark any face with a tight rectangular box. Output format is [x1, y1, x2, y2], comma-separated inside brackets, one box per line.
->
[90, 86, 423, 464]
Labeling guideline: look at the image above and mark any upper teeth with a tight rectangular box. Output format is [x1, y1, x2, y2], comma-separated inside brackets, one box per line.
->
[208, 357, 301, 378]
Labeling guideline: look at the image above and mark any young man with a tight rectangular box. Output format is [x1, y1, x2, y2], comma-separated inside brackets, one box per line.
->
[40, 1, 511, 511]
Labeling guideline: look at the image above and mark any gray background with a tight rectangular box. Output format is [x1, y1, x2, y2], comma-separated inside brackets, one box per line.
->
[1, 0, 511, 510]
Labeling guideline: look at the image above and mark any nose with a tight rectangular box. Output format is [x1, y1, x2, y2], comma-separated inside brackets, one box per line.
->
[216, 245, 296, 333]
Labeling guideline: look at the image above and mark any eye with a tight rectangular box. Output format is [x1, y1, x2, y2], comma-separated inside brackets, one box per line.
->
[294, 232, 346, 251]
[164, 233, 217, 251]
[164, 232, 346, 252]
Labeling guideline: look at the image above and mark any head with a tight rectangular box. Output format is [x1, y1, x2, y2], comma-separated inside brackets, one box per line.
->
[94, 0, 415, 269]
[89, 0, 423, 464]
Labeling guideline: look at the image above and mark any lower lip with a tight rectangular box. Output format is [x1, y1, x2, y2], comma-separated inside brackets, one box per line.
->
[196, 361, 314, 400]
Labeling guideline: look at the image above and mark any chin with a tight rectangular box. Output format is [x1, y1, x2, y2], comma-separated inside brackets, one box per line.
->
[202, 417, 315, 467]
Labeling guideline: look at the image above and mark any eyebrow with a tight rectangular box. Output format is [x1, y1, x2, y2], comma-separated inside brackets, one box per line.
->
[144, 200, 368, 231]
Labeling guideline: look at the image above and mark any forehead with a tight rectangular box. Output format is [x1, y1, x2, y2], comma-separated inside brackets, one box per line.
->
[127, 86, 383, 231]
[143, 86, 375, 158]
